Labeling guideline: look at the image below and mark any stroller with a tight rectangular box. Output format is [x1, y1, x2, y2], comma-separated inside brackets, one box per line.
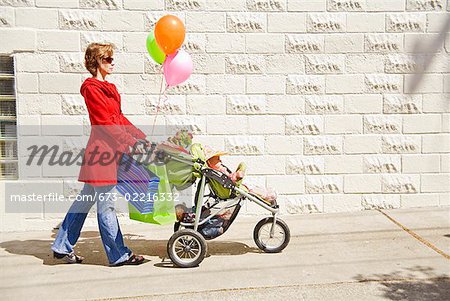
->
[125, 140, 291, 268]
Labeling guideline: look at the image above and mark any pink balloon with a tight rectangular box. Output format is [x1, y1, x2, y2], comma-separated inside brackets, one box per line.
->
[163, 49, 193, 87]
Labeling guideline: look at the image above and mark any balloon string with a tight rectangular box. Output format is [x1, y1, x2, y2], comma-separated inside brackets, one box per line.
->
[150, 65, 167, 137]
[162, 85, 168, 102]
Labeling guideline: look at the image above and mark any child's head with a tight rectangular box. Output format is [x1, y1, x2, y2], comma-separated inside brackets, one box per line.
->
[175, 203, 187, 221]
[203, 145, 228, 165]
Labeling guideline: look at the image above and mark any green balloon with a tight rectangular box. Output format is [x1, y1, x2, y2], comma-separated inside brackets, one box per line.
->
[146, 31, 166, 64]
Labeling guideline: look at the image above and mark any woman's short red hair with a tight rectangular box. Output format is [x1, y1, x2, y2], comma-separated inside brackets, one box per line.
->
[84, 43, 115, 76]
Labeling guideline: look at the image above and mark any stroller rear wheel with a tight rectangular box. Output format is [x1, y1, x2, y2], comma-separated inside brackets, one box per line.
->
[167, 229, 207, 268]
[254, 217, 290, 253]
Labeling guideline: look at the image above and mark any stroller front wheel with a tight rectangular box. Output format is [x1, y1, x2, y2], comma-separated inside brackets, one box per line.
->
[254, 217, 290, 253]
[167, 229, 207, 268]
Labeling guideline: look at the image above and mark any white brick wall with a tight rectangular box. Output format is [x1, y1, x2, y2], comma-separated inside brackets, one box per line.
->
[1, 0, 449, 229]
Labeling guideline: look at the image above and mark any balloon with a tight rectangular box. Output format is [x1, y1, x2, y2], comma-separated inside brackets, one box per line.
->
[146, 31, 166, 64]
[163, 49, 193, 87]
[154, 15, 185, 55]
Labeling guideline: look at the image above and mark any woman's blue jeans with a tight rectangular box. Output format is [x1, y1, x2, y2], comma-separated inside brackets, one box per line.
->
[51, 183, 132, 265]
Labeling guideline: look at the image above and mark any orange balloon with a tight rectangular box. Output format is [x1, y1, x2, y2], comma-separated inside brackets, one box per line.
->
[154, 15, 186, 55]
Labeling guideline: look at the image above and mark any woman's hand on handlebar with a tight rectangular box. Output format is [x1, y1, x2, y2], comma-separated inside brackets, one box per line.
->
[139, 138, 152, 147]
[130, 140, 147, 154]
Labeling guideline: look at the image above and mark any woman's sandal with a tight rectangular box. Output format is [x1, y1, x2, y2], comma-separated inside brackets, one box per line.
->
[53, 251, 84, 264]
[112, 254, 145, 267]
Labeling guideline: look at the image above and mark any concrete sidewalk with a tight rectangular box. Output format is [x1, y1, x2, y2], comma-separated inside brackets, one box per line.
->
[0, 207, 449, 300]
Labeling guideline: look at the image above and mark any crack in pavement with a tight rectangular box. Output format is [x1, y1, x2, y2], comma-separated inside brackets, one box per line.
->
[377, 209, 450, 260]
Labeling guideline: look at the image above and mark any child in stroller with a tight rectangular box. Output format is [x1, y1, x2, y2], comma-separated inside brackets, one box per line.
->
[173, 144, 278, 240]
[175, 203, 233, 239]
[202, 145, 277, 207]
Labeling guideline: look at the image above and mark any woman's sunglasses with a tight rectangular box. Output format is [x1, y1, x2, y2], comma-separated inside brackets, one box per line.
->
[102, 57, 114, 64]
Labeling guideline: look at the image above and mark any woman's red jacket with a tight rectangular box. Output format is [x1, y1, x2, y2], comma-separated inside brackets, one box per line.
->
[78, 77, 146, 186]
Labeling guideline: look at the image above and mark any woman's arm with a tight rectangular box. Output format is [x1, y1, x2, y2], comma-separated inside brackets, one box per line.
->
[84, 86, 138, 148]
[120, 114, 147, 140]
[110, 82, 147, 140]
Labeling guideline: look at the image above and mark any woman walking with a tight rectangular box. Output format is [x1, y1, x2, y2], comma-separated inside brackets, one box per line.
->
[51, 43, 148, 266]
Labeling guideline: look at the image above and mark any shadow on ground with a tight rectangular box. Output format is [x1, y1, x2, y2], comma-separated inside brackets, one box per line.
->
[354, 266, 450, 301]
[0, 230, 260, 267]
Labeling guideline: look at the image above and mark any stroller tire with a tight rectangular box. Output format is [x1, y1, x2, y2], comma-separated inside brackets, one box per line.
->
[253, 217, 290, 253]
[167, 229, 207, 268]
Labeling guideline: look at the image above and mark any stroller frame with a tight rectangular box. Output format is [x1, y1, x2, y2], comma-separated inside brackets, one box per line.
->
[157, 149, 290, 268]
[167, 154, 280, 237]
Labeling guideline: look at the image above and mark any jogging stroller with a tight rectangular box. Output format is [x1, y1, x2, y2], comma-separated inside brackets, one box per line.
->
[122, 140, 291, 268]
